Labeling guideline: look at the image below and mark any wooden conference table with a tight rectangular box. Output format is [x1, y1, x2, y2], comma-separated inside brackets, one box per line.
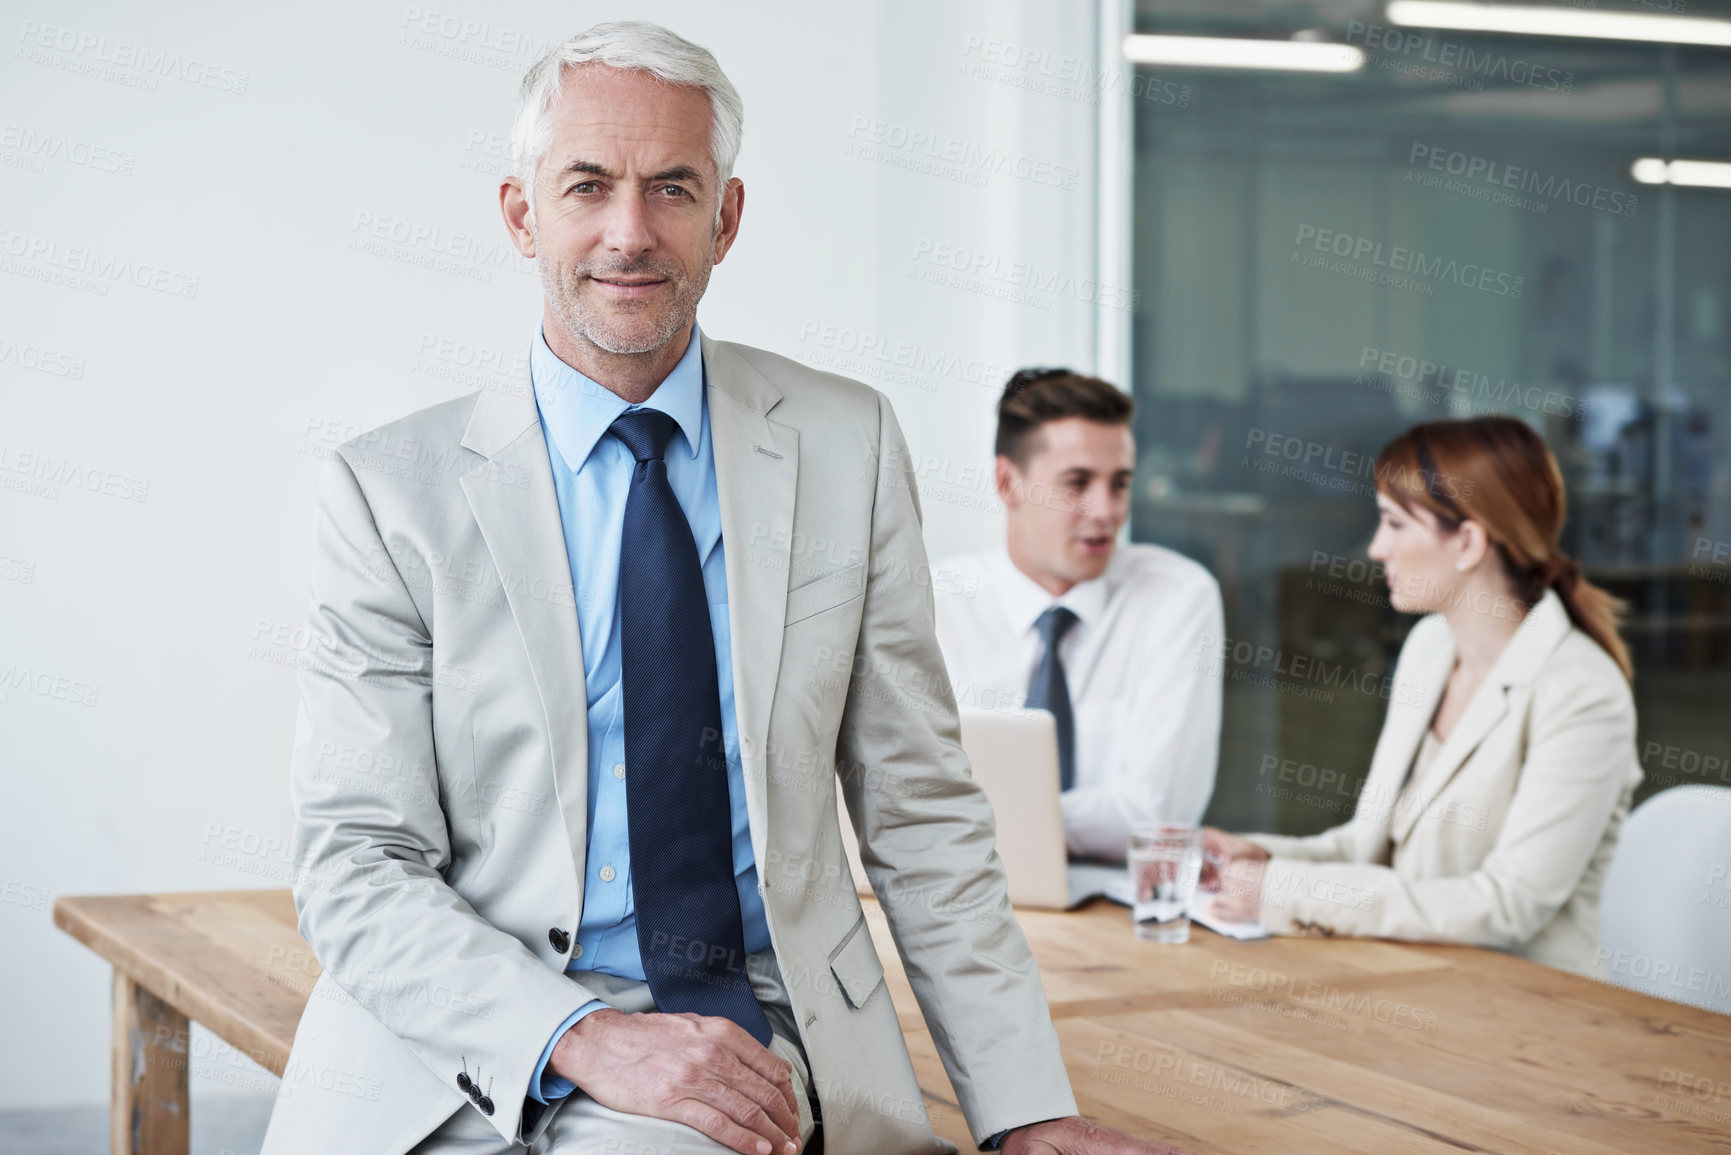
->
[55, 889, 1731, 1154]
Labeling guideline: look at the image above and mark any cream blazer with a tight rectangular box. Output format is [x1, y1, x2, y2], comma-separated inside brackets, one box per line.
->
[258, 334, 1074, 1155]
[1245, 590, 1641, 977]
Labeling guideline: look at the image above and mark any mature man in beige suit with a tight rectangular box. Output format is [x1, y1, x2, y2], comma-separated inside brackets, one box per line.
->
[261, 21, 1183, 1155]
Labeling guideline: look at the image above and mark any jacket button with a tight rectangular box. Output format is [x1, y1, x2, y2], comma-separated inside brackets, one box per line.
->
[477, 1095, 495, 1116]
[549, 927, 570, 954]
[456, 1072, 471, 1093]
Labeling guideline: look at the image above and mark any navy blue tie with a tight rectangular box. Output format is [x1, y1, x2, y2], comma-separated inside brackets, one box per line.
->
[1025, 606, 1079, 793]
[610, 408, 771, 1045]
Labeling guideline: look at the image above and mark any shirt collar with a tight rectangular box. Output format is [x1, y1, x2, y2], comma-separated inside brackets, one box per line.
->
[994, 543, 1115, 637]
[530, 320, 705, 474]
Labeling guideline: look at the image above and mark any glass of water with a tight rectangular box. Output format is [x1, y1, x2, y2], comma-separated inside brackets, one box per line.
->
[1129, 824, 1203, 943]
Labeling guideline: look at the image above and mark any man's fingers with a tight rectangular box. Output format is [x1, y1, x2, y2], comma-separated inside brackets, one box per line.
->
[676, 1018, 801, 1149]
[672, 1097, 783, 1155]
[740, 1045, 798, 1121]
[709, 1018, 800, 1123]
[680, 1076, 797, 1155]
[715, 1058, 801, 1147]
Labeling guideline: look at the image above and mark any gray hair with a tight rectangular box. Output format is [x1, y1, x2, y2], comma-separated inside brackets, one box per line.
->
[511, 21, 743, 227]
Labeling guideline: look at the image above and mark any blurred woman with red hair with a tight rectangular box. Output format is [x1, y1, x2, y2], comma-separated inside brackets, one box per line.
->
[1205, 416, 1640, 977]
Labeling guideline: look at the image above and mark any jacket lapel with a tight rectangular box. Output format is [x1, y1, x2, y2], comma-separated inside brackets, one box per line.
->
[703, 334, 798, 871]
[1390, 592, 1573, 845]
[1390, 671, 1505, 846]
[458, 386, 589, 890]
[1370, 626, 1452, 841]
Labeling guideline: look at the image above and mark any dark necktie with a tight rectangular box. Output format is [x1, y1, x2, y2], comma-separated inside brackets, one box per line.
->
[611, 408, 772, 1045]
[1025, 606, 1080, 792]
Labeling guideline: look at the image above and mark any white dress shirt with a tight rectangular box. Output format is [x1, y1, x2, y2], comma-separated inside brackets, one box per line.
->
[932, 542, 1224, 861]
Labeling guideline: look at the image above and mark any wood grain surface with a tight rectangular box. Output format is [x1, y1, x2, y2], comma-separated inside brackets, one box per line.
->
[110, 974, 190, 1155]
[54, 890, 1731, 1153]
[863, 899, 1731, 1153]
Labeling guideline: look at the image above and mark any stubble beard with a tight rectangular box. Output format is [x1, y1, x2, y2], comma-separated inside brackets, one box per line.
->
[538, 246, 714, 358]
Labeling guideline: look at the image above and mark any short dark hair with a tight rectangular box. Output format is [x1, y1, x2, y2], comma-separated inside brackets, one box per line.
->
[994, 367, 1134, 468]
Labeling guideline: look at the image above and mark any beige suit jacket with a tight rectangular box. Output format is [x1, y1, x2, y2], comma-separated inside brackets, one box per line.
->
[258, 334, 1075, 1155]
[1244, 591, 1641, 977]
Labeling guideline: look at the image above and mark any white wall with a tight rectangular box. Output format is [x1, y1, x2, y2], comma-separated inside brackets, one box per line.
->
[0, 0, 1110, 1111]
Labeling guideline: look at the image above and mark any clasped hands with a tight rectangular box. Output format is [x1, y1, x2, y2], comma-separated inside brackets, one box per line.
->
[1200, 827, 1271, 924]
[551, 1008, 1194, 1154]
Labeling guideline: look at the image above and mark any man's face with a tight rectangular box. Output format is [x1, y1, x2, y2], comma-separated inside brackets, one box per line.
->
[996, 418, 1135, 588]
[509, 64, 742, 357]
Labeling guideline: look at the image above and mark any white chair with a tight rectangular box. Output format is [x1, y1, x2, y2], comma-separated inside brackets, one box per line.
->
[1599, 784, 1731, 1015]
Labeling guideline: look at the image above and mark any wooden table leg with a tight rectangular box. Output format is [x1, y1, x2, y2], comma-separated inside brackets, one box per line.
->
[111, 972, 190, 1155]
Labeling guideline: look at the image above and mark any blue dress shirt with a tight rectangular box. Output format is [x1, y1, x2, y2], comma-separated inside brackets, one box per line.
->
[526, 321, 770, 1103]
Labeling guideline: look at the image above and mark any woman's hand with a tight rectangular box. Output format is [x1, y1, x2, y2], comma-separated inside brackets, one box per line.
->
[1207, 856, 1266, 923]
[1200, 827, 1268, 890]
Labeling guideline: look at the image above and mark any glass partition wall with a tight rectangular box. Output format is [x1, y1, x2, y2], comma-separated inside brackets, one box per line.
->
[1127, 1, 1731, 834]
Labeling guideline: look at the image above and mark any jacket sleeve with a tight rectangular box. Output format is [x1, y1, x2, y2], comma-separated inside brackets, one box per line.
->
[1254, 651, 1638, 953]
[834, 391, 1078, 1147]
[287, 452, 601, 1145]
[1244, 824, 1364, 864]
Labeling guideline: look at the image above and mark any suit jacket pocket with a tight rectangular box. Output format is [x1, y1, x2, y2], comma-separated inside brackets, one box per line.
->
[784, 562, 866, 628]
[827, 911, 885, 1009]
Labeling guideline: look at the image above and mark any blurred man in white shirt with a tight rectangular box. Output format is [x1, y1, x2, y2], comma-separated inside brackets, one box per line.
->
[933, 368, 1224, 862]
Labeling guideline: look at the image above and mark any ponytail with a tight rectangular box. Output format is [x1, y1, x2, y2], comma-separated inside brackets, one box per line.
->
[1521, 553, 1633, 683]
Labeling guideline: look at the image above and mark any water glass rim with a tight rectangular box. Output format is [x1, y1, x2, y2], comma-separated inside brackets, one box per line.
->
[1128, 822, 1200, 839]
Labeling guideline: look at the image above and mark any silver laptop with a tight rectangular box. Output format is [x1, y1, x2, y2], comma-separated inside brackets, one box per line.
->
[836, 707, 1128, 909]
